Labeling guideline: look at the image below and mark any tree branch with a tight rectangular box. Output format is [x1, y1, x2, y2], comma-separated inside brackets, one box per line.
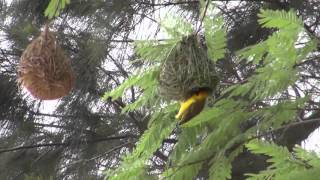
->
[57, 142, 133, 170]
[196, 0, 210, 34]
[0, 135, 137, 154]
[136, 0, 199, 7]
[0, 142, 69, 154]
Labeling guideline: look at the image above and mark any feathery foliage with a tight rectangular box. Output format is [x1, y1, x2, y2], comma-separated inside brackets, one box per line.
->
[103, 5, 318, 180]
[103, 67, 160, 113]
[246, 140, 320, 180]
[202, 1, 227, 62]
[258, 9, 303, 29]
[209, 155, 232, 180]
[45, 0, 70, 19]
[161, 15, 194, 38]
[105, 104, 176, 180]
[135, 39, 179, 62]
[232, 9, 309, 101]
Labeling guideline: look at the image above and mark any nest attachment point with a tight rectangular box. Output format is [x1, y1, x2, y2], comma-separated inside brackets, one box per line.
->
[17, 25, 74, 100]
[159, 34, 219, 101]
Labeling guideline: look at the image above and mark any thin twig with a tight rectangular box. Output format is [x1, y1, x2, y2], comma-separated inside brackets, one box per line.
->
[0, 142, 69, 153]
[57, 142, 132, 170]
[196, 0, 210, 34]
[0, 135, 137, 154]
[136, 0, 199, 7]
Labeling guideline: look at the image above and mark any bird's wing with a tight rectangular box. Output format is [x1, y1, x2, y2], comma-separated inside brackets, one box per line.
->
[179, 99, 206, 124]
[175, 98, 196, 119]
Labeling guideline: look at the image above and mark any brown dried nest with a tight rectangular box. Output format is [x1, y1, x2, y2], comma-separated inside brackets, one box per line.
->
[159, 34, 219, 101]
[17, 24, 74, 100]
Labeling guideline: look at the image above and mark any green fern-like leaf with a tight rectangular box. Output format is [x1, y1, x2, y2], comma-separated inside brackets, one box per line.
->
[129, 105, 176, 158]
[234, 9, 315, 102]
[45, 0, 70, 19]
[102, 74, 139, 101]
[258, 9, 303, 29]
[276, 168, 320, 180]
[246, 143, 320, 180]
[107, 105, 176, 180]
[246, 140, 308, 179]
[233, 31, 302, 101]
[209, 155, 232, 180]
[171, 104, 250, 174]
[168, 126, 203, 164]
[297, 38, 317, 62]
[161, 15, 194, 38]
[256, 98, 307, 130]
[246, 139, 291, 163]
[135, 39, 179, 62]
[201, 0, 227, 62]
[102, 67, 159, 101]
[183, 99, 246, 127]
[121, 86, 157, 113]
[293, 146, 320, 168]
[237, 42, 268, 64]
[121, 68, 160, 113]
[204, 15, 227, 62]
[162, 163, 203, 180]
[266, 31, 298, 65]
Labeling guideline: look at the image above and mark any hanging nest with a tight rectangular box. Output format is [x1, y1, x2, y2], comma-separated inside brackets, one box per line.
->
[159, 34, 219, 101]
[17, 24, 74, 100]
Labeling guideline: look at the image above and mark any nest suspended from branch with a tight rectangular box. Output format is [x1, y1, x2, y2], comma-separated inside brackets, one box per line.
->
[17, 24, 74, 100]
[159, 34, 219, 101]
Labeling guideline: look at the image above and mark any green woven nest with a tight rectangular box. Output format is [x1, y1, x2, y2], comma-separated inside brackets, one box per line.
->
[159, 34, 219, 101]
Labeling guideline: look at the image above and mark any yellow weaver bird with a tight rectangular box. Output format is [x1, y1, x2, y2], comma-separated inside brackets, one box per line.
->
[175, 88, 210, 124]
